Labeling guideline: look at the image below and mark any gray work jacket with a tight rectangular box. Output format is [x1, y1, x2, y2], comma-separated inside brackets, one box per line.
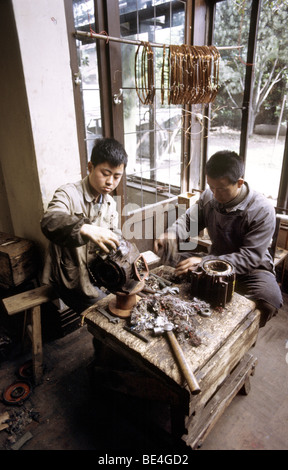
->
[170, 183, 275, 275]
[41, 176, 120, 299]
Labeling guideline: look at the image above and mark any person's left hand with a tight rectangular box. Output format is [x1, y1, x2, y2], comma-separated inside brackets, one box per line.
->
[80, 224, 120, 253]
[174, 256, 202, 276]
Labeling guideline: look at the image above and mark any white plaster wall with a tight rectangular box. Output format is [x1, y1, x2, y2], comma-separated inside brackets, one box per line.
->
[12, 0, 81, 209]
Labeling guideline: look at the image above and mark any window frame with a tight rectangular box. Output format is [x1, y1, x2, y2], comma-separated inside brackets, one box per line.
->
[67, 0, 288, 214]
[209, 0, 288, 212]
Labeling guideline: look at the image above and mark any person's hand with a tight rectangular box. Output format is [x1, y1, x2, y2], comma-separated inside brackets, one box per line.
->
[80, 224, 120, 253]
[174, 256, 202, 276]
[154, 232, 179, 264]
[154, 232, 176, 254]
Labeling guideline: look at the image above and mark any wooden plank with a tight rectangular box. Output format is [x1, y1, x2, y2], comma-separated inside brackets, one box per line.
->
[183, 353, 258, 449]
[87, 322, 190, 409]
[188, 309, 260, 413]
[274, 248, 288, 267]
[2, 285, 57, 315]
[31, 305, 43, 384]
[89, 365, 187, 408]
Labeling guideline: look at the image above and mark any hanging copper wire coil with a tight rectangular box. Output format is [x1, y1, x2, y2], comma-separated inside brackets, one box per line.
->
[2, 380, 32, 405]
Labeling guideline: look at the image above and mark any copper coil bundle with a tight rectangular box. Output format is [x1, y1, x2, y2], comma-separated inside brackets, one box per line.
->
[135, 41, 155, 105]
[167, 44, 220, 105]
[135, 42, 220, 106]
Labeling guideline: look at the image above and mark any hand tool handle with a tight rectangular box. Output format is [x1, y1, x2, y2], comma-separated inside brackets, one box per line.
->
[123, 325, 149, 343]
[166, 330, 201, 395]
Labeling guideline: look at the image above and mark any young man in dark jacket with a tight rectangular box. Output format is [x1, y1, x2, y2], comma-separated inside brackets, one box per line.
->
[155, 150, 283, 327]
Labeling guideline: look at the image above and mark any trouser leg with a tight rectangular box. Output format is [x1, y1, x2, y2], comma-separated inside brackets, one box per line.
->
[235, 270, 283, 328]
[254, 299, 278, 328]
[52, 284, 107, 315]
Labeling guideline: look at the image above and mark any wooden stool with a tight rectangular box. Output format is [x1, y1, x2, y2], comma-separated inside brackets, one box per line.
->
[2, 285, 57, 384]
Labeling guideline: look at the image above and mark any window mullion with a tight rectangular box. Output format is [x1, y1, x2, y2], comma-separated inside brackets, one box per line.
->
[239, 0, 261, 167]
[94, 1, 127, 217]
[94, 0, 124, 142]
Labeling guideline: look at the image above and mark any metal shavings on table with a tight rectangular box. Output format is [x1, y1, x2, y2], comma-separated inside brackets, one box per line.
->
[130, 294, 203, 347]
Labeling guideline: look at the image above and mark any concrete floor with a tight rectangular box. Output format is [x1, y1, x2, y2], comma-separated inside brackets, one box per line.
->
[0, 294, 287, 452]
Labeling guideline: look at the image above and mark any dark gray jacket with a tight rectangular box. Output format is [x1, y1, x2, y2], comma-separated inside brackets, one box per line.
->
[171, 183, 275, 275]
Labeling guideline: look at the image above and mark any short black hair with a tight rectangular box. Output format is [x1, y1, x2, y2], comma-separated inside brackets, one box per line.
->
[205, 150, 244, 184]
[90, 138, 128, 168]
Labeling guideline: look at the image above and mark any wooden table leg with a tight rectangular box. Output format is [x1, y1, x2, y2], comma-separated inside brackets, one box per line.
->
[30, 305, 43, 384]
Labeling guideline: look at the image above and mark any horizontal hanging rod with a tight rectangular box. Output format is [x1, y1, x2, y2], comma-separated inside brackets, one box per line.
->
[75, 30, 243, 50]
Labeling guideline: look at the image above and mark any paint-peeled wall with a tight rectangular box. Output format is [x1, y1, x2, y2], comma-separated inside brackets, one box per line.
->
[0, 0, 81, 252]
[12, 0, 81, 209]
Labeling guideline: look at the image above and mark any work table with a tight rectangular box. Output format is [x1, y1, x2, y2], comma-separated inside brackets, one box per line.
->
[83, 266, 260, 449]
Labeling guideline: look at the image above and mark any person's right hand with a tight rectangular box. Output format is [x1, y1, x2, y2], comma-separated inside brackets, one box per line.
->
[80, 224, 120, 253]
[174, 256, 202, 276]
[153, 232, 176, 254]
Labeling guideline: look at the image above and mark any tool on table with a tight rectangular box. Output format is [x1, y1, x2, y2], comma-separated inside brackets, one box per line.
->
[143, 285, 179, 295]
[161, 286, 179, 295]
[150, 272, 173, 286]
[97, 307, 120, 324]
[123, 325, 149, 343]
[154, 320, 201, 395]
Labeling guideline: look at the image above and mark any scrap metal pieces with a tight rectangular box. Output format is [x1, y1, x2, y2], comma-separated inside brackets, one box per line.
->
[190, 297, 212, 317]
[130, 294, 202, 347]
[143, 273, 178, 296]
[143, 285, 179, 296]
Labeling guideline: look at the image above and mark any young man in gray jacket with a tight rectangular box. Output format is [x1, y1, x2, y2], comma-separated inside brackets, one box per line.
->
[41, 138, 127, 314]
[155, 150, 283, 327]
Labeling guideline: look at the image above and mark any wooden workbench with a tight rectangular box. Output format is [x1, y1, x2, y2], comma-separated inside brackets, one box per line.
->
[83, 266, 260, 449]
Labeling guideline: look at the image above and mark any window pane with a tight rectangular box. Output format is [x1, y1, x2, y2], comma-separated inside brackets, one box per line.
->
[73, 0, 102, 160]
[119, 0, 185, 206]
[245, 1, 288, 204]
[211, 0, 287, 206]
[210, 0, 252, 156]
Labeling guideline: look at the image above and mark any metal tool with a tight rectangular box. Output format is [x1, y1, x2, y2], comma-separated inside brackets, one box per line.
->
[160, 286, 179, 295]
[154, 321, 201, 395]
[143, 285, 179, 296]
[97, 307, 120, 324]
[123, 325, 149, 343]
[150, 273, 173, 286]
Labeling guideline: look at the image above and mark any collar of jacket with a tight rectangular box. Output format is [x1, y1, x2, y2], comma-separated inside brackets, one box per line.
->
[82, 175, 108, 205]
[210, 182, 253, 213]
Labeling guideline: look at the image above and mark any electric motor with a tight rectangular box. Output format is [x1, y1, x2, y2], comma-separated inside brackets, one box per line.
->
[190, 259, 236, 307]
[88, 238, 149, 294]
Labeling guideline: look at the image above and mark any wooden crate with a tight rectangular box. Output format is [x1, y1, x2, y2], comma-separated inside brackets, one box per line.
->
[0, 233, 38, 288]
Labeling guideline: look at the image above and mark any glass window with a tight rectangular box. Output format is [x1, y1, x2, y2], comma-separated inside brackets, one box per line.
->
[73, 0, 102, 159]
[211, 0, 288, 206]
[210, 0, 252, 155]
[119, 0, 186, 206]
[245, 0, 288, 204]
